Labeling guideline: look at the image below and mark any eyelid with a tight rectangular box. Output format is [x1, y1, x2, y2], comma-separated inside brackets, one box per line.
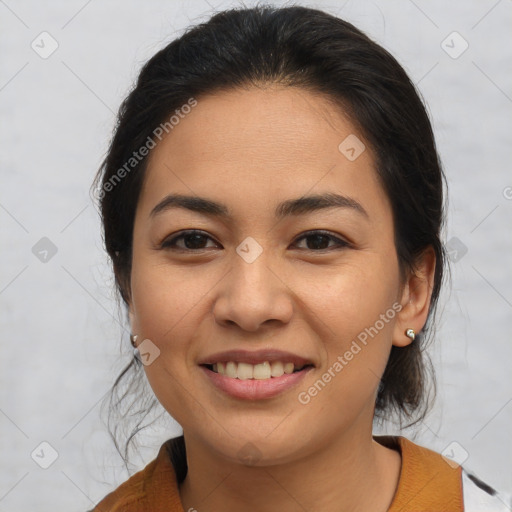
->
[160, 229, 219, 250]
[160, 229, 351, 252]
[293, 230, 350, 249]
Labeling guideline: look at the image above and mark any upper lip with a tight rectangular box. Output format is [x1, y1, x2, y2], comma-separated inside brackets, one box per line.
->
[198, 349, 315, 367]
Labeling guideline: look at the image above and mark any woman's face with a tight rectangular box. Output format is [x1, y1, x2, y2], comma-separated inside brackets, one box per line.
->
[129, 85, 411, 464]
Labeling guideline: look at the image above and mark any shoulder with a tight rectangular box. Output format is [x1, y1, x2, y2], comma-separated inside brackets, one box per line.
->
[381, 435, 464, 510]
[376, 435, 511, 512]
[90, 440, 183, 512]
[90, 457, 159, 511]
[462, 468, 512, 512]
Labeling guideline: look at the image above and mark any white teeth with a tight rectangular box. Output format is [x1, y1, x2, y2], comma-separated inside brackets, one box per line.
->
[284, 362, 294, 374]
[212, 360, 307, 380]
[270, 361, 284, 377]
[253, 362, 271, 380]
[225, 361, 237, 378]
[237, 362, 253, 380]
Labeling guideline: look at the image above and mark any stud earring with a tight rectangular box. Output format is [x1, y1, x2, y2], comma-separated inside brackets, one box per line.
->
[405, 328, 416, 341]
[130, 334, 138, 347]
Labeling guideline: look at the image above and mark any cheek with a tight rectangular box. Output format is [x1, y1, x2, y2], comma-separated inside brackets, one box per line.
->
[131, 262, 202, 346]
[297, 255, 399, 376]
[129, 260, 210, 423]
[129, 255, 228, 385]
[295, 254, 400, 339]
[293, 264, 399, 418]
[131, 246, 400, 357]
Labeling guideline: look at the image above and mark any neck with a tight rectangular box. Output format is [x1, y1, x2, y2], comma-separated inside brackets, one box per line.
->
[178, 422, 401, 512]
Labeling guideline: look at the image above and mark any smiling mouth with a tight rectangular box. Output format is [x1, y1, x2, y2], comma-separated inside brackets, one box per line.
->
[202, 361, 313, 380]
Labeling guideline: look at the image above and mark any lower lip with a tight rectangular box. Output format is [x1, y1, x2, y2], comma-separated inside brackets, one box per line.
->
[200, 365, 313, 400]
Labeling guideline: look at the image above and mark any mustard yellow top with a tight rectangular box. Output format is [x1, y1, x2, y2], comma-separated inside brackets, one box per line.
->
[92, 436, 464, 511]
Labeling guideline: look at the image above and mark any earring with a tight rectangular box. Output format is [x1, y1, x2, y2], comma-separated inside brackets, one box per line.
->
[405, 328, 416, 341]
[130, 334, 138, 347]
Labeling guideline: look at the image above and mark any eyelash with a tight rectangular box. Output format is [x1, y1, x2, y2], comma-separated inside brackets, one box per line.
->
[160, 229, 350, 252]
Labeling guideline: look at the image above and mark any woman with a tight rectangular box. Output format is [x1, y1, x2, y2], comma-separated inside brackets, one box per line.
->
[90, 5, 510, 511]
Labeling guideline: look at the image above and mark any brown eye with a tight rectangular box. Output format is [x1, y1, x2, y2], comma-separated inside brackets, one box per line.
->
[160, 229, 349, 252]
[161, 230, 219, 251]
[293, 231, 349, 251]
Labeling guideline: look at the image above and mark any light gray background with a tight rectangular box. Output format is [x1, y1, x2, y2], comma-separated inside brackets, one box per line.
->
[1, 0, 511, 510]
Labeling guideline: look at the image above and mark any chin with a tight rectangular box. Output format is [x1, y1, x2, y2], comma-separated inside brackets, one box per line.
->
[197, 427, 312, 468]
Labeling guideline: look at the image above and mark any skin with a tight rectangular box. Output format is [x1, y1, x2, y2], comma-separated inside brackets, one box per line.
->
[128, 84, 436, 512]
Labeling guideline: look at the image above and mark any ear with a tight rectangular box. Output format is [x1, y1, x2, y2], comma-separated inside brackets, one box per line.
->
[392, 246, 436, 347]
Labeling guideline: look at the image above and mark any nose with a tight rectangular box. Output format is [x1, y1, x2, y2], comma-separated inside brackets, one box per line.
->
[212, 252, 294, 333]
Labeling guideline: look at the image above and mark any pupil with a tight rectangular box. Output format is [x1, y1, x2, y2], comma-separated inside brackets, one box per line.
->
[308, 234, 329, 250]
[185, 233, 206, 249]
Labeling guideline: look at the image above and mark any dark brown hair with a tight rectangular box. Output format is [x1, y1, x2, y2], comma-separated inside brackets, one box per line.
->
[92, 4, 447, 480]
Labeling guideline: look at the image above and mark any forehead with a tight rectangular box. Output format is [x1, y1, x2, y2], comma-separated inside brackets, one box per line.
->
[139, 85, 390, 223]
[148, 85, 360, 168]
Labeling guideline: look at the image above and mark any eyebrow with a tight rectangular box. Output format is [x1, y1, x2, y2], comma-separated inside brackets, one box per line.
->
[149, 192, 369, 220]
